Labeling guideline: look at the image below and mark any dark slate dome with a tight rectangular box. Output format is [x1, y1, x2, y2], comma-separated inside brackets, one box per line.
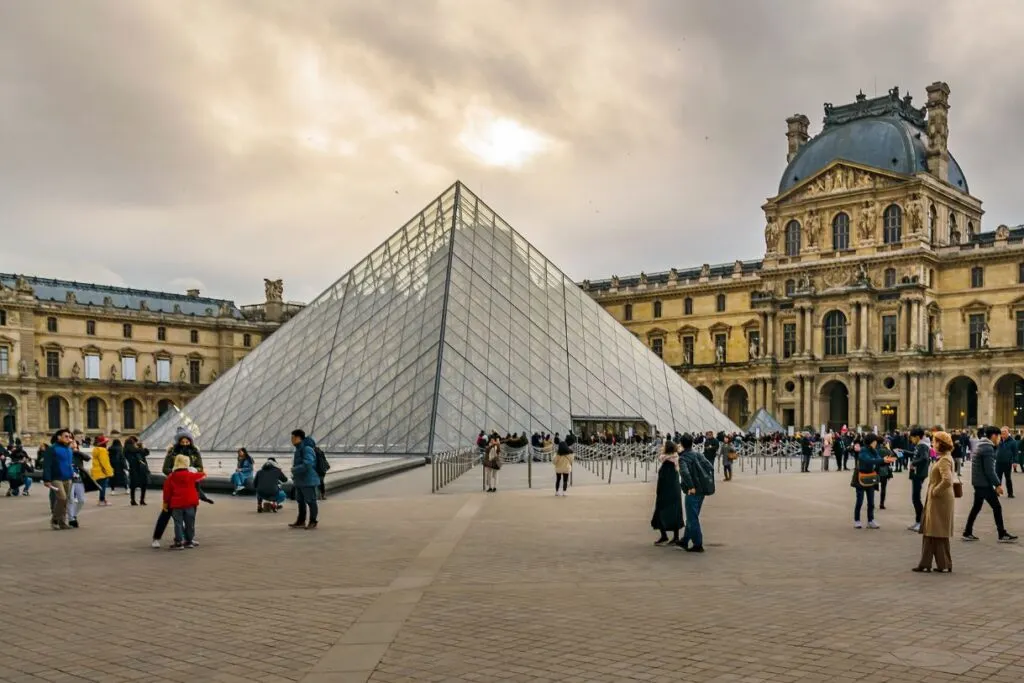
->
[779, 88, 968, 195]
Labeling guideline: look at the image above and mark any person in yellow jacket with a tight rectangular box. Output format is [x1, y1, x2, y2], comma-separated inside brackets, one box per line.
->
[90, 435, 114, 506]
[553, 441, 574, 496]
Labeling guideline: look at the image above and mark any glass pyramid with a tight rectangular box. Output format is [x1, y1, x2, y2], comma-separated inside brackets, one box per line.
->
[744, 407, 785, 434]
[140, 182, 739, 454]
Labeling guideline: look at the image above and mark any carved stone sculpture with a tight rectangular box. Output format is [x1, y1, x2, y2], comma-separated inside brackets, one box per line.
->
[71, 362, 80, 378]
[639, 272, 648, 285]
[144, 365, 152, 380]
[805, 212, 821, 248]
[933, 329, 944, 352]
[858, 203, 876, 242]
[764, 217, 779, 252]
[33, 359, 39, 377]
[211, 369, 219, 380]
[715, 344, 725, 364]
[110, 364, 117, 380]
[854, 262, 871, 286]
[733, 260, 743, 275]
[908, 202, 923, 235]
[179, 368, 187, 382]
[700, 263, 711, 279]
[264, 278, 284, 303]
[748, 337, 759, 359]
[980, 324, 991, 349]
[18, 359, 27, 377]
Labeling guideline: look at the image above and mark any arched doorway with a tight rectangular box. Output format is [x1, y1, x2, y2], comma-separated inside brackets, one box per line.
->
[819, 380, 849, 431]
[947, 376, 978, 428]
[696, 386, 713, 403]
[725, 384, 749, 427]
[994, 374, 1024, 427]
[0, 393, 17, 438]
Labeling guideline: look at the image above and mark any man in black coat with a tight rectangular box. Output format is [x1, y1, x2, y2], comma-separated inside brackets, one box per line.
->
[963, 426, 1018, 543]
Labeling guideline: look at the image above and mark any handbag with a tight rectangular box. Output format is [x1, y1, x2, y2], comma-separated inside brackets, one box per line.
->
[953, 476, 963, 499]
[858, 472, 879, 488]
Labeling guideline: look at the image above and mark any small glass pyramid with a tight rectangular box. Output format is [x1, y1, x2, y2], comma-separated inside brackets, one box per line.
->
[140, 182, 739, 453]
[744, 408, 785, 434]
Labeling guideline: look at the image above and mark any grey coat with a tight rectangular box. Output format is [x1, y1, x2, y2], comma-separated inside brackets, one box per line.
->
[971, 438, 1000, 489]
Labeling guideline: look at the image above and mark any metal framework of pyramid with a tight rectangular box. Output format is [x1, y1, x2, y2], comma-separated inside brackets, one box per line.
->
[140, 182, 739, 454]
[744, 407, 785, 434]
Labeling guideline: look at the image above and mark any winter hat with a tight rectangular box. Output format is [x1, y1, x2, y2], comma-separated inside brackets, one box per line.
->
[933, 431, 954, 453]
[172, 454, 191, 471]
[174, 426, 195, 446]
[94, 435, 109, 447]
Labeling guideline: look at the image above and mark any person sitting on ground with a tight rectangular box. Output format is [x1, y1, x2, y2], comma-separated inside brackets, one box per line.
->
[230, 447, 255, 495]
[255, 457, 288, 512]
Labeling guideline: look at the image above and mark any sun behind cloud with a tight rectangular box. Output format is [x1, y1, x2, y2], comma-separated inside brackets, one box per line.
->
[457, 106, 555, 169]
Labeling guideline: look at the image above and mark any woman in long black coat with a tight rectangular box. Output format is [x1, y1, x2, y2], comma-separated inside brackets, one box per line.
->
[651, 442, 684, 546]
[123, 436, 151, 506]
[108, 438, 127, 492]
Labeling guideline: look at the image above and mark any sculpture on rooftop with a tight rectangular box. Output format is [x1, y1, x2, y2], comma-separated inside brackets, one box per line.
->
[264, 278, 284, 303]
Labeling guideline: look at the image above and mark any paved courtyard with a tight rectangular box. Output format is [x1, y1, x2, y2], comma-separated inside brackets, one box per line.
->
[5, 464, 1024, 683]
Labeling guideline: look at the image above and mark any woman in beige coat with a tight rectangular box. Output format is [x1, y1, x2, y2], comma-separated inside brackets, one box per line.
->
[915, 431, 956, 573]
[553, 442, 574, 496]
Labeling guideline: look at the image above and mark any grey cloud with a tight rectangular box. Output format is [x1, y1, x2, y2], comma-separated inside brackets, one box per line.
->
[1, 0, 1023, 305]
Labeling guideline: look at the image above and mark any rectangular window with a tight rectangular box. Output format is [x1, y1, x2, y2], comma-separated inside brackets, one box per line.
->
[123, 401, 136, 430]
[653, 301, 662, 319]
[1019, 263, 1024, 285]
[86, 320, 96, 336]
[684, 298, 693, 315]
[243, 333, 252, 348]
[0, 310, 6, 326]
[46, 350, 60, 378]
[86, 400, 100, 430]
[651, 338, 664, 358]
[969, 314, 986, 350]
[682, 335, 695, 365]
[882, 315, 898, 353]
[190, 329, 199, 344]
[1017, 311, 1024, 348]
[121, 356, 137, 381]
[0, 347, 7, 376]
[84, 354, 100, 380]
[46, 316, 58, 333]
[623, 305, 632, 322]
[971, 267, 984, 289]
[189, 359, 201, 384]
[122, 323, 132, 339]
[157, 326, 166, 341]
[156, 358, 171, 383]
[782, 323, 797, 359]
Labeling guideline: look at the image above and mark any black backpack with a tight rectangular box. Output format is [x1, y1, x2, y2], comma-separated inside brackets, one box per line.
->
[314, 446, 330, 475]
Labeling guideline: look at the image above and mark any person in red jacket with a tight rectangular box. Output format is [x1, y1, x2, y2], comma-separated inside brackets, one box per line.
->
[162, 454, 206, 549]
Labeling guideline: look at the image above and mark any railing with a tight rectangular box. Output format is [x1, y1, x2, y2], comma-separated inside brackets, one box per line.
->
[431, 447, 477, 493]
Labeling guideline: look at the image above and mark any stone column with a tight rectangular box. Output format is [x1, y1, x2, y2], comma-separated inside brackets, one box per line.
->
[806, 375, 816, 429]
[909, 372, 919, 426]
[766, 378, 776, 415]
[797, 376, 806, 427]
[854, 303, 862, 351]
[910, 301, 920, 350]
[766, 313, 776, 357]
[796, 309, 805, 355]
[860, 303, 870, 353]
[859, 375, 871, 430]
[804, 309, 814, 358]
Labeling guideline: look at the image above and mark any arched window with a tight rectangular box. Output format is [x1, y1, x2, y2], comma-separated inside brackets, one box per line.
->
[823, 311, 848, 357]
[122, 399, 137, 430]
[785, 220, 801, 256]
[832, 212, 850, 251]
[884, 268, 897, 288]
[86, 397, 101, 430]
[623, 304, 633, 321]
[928, 204, 937, 243]
[653, 300, 662, 318]
[684, 297, 693, 315]
[948, 212, 957, 245]
[883, 205, 902, 244]
[785, 279, 796, 296]
[966, 220, 975, 241]
[716, 294, 726, 312]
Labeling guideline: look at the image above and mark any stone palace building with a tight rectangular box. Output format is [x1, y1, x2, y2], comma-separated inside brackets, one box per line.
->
[583, 82, 1024, 433]
[0, 276, 301, 443]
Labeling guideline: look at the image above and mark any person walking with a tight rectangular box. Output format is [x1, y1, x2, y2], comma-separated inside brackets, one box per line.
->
[677, 433, 715, 553]
[963, 426, 1018, 543]
[41, 429, 76, 530]
[915, 431, 956, 573]
[90, 435, 114, 506]
[822, 430, 833, 472]
[67, 437, 94, 528]
[800, 432, 813, 473]
[852, 434, 884, 529]
[108, 438, 126, 496]
[721, 436, 736, 481]
[162, 454, 206, 549]
[996, 427, 1017, 499]
[483, 435, 501, 493]
[553, 440, 574, 496]
[651, 442, 683, 546]
[907, 428, 931, 532]
[287, 429, 320, 530]
[124, 436, 151, 506]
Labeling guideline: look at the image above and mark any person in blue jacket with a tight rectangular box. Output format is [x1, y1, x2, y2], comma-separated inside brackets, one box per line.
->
[42, 428, 76, 530]
[287, 429, 321, 530]
[852, 433, 884, 530]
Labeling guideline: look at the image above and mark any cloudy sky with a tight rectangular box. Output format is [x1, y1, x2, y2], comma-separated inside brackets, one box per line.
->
[3, 1, 1023, 305]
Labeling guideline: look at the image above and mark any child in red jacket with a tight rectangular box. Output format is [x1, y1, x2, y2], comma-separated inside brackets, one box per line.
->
[163, 455, 207, 549]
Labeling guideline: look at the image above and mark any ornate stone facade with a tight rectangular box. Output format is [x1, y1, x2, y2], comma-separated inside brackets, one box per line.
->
[0, 276, 301, 443]
[584, 82, 1024, 432]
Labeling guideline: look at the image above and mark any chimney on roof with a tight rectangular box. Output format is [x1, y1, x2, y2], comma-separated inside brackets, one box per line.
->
[186, 289, 200, 298]
[924, 81, 951, 182]
[786, 114, 810, 163]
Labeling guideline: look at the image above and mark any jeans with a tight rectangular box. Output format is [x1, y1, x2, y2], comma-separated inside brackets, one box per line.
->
[171, 507, 197, 544]
[965, 485, 1006, 536]
[294, 486, 318, 525]
[682, 494, 705, 548]
[801, 455, 811, 472]
[97, 477, 109, 502]
[912, 478, 924, 523]
[995, 464, 1011, 497]
[258, 490, 287, 505]
[230, 472, 251, 490]
[854, 487, 875, 522]
[68, 482, 86, 520]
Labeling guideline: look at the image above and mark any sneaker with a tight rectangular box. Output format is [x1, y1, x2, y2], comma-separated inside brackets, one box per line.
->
[51, 521, 61, 530]
[555, 491, 561, 497]
[21, 491, 29, 496]
[654, 538, 670, 547]
[908, 523, 921, 532]
[854, 521, 863, 529]
[184, 542, 197, 549]
[867, 521, 880, 529]
[68, 519, 79, 529]
[170, 542, 184, 550]
[561, 490, 568, 497]
[58, 521, 70, 530]
[288, 522, 306, 529]
[684, 545, 705, 553]
[151, 540, 161, 549]
[962, 533, 979, 542]
[191, 538, 199, 546]
[999, 533, 1019, 543]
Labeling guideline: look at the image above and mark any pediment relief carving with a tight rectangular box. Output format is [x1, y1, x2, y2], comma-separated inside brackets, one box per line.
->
[708, 321, 731, 335]
[960, 299, 991, 321]
[646, 327, 668, 339]
[780, 163, 904, 205]
[676, 324, 700, 338]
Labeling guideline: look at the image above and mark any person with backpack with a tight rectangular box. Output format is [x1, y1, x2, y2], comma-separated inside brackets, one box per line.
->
[677, 433, 715, 553]
[288, 429, 320, 530]
[314, 445, 330, 501]
[851, 434, 884, 529]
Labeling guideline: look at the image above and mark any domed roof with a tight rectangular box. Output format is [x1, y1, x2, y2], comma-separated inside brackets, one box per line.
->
[779, 90, 968, 195]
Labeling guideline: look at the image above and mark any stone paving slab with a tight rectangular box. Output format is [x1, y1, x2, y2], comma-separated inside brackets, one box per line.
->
[5, 466, 1024, 682]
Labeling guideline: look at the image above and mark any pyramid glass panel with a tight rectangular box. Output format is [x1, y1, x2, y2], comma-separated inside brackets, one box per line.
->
[141, 182, 738, 454]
